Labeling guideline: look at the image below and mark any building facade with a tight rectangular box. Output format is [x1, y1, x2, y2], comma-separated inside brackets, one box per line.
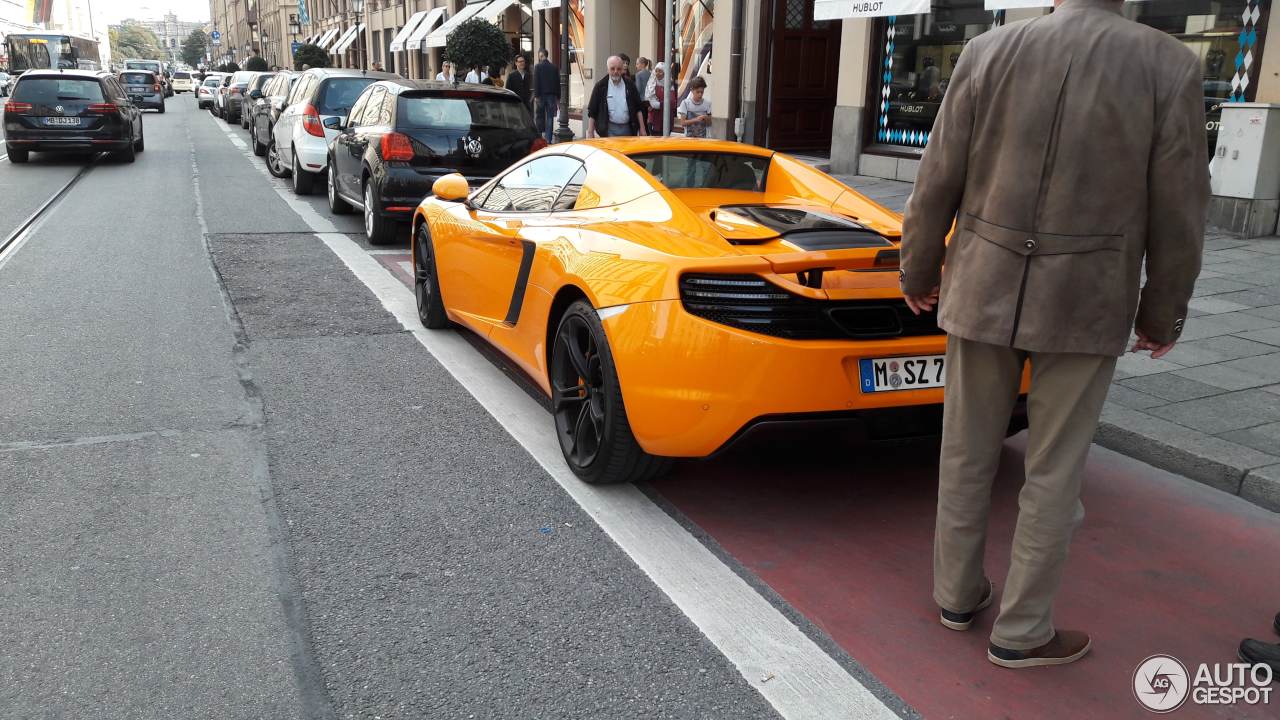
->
[119, 12, 207, 65]
[205, 0, 1278, 172]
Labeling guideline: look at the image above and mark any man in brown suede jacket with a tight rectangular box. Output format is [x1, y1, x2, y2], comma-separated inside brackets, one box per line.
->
[899, 0, 1208, 668]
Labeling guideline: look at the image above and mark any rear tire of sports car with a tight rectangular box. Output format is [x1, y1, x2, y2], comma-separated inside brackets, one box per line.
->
[551, 300, 672, 485]
[414, 223, 449, 329]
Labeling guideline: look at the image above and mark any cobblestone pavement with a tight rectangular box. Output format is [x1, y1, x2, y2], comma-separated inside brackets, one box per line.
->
[835, 173, 1280, 512]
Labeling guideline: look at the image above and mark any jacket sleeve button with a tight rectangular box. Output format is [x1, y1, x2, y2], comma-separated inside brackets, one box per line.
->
[1024, 238, 1037, 250]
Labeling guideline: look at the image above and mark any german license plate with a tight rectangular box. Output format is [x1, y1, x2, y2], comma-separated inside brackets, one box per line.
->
[858, 354, 945, 393]
[44, 117, 80, 126]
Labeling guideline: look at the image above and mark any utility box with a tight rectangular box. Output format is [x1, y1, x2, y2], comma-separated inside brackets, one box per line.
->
[1209, 103, 1280, 237]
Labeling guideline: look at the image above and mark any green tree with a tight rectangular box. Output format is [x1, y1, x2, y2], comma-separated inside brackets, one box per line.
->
[181, 30, 208, 67]
[110, 24, 164, 61]
[292, 43, 329, 70]
[245, 55, 268, 71]
[442, 17, 510, 79]
[218, 62, 240, 73]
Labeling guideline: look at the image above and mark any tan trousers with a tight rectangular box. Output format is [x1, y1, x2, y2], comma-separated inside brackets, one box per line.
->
[933, 335, 1117, 650]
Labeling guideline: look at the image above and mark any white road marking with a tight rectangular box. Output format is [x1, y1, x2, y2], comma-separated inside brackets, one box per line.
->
[396, 261, 412, 276]
[365, 249, 405, 255]
[1, 154, 8, 162]
[213, 112, 900, 720]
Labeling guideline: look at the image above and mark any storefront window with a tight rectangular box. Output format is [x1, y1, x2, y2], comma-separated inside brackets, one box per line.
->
[675, 0, 714, 97]
[872, 2, 997, 149]
[1126, 0, 1268, 154]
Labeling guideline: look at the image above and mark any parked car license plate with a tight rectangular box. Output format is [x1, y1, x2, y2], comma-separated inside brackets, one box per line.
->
[858, 354, 945, 393]
[44, 117, 80, 126]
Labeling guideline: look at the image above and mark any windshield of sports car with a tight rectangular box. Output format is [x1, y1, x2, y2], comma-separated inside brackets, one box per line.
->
[630, 152, 769, 192]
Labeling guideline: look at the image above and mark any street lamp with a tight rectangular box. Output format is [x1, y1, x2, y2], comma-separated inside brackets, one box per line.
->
[350, 0, 365, 70]
[288, 14, 300, 67]
[554, 0, 573, 142]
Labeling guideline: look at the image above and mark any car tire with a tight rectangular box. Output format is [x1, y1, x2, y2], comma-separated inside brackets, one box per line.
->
[414, 223, 449, 329]
[118, 138, 136, 163]
[135, 128, 144, 152]
[252, 126, 266, 156]
[363, 181, 393, 245]
[266, 140, 290, 178]
[158, 102, 165, 114]
[291, 152, 314, 194]
[7, 147, 29, 164]
[327, 163, 352, 214]
[224, 111, 235, 125]
[550, 300, 672, 484]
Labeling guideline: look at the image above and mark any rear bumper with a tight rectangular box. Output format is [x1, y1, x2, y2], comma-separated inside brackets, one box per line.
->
[293, 135, 329, 173]
[377, 167, 445, 216]
[599, 299, 1030, 457]
[6, 136, 130, 151]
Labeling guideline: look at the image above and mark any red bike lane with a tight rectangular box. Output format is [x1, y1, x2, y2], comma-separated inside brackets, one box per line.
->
[377, 251, 1277, 718]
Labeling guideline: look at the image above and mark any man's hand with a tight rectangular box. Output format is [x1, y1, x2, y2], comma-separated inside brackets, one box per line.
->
[1131, 328, 1176, 359]
[903, 286, 940, 316]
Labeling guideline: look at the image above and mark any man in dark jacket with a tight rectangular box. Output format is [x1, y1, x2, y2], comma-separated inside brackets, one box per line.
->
[586, 55, 647, 138]
[531, 49, 559, 143]
[505, 53, 532, 111]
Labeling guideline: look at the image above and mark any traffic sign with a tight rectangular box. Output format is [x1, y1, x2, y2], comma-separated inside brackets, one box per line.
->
[291, 41, 301, 53]
[211, 30, 221, 39]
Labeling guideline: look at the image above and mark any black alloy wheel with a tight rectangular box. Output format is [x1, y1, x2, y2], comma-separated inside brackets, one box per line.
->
[413, 223, 448, 329]
[549, 300, 671, 484]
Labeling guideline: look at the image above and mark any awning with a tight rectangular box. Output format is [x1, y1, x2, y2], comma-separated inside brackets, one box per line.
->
[983, 0, 1050, 7]
[423, 0, 530, 49]
[813, 0, 930, 19]
[389, 10, 430, 52]
[315, 28, 341, 49]
[404, 6, 448, 51]
[331, 24, 365, 55]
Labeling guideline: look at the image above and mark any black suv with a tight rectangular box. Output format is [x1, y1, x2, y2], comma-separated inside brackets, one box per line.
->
[326, 79, 542, 244]
[3, 70, 145, 163]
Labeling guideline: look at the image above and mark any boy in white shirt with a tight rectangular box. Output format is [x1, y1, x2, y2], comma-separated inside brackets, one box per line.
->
[677, 76, 712, 138]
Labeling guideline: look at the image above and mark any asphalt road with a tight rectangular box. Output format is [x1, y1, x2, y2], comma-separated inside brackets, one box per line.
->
[2, 94, 1277, 720]
[0, 93, 783, 719]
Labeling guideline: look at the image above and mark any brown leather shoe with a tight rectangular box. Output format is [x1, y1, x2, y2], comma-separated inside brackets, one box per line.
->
[939, 578, 994, 631]
[988, 630, 1091, 668]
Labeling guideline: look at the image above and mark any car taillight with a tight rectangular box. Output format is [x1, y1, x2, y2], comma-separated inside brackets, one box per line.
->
[153, 82, 161, 92]
[380, 132, 415, 162]
[4, 101, 32, 113]
[302, 104, 324, 137]
[528, 137, 548, 154]
[86, 103, 120, 114]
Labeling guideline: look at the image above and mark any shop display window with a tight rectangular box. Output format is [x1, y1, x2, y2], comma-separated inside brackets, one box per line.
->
[871, 2, 997, 149]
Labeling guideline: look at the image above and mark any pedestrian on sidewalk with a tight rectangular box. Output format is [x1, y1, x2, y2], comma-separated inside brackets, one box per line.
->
[435, 61, 456, 83]
[532, 49, 560, 144]
[677, 76, 712, 138]
[586, 55, 647, 138]
[899, 0, 1208, 669]
[505, 53, 533, 112]
[644, 62, 673, 135]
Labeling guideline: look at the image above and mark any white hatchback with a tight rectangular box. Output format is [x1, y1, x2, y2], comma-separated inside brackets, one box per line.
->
[197, 73, 226, 109]
[270, 68, 396, 195]
[171, 71, 195, 93]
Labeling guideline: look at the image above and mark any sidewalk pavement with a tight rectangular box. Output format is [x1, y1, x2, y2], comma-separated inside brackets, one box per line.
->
[834, 173, 1280, 513]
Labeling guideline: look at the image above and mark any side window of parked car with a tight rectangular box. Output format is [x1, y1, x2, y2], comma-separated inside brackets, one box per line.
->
[359, 88, 387, 126]
[286, 76, 310, 106]
[345, 92, 370, 128]
[377, 91, 396, 126]
[552, 166, 587, 211]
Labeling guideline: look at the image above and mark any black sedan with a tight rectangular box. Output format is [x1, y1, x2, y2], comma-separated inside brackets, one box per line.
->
[3, 70, 144, 163]
[325, 79, 543, 244]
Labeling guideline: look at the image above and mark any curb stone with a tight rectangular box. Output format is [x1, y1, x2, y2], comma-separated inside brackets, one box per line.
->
[1242, 465, 1280, 512]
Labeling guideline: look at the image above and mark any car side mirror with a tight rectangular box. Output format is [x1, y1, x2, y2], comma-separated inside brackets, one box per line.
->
[322, 116, 342, 130]
[249, 89, 262, 99]
[433, 174, 470, 203]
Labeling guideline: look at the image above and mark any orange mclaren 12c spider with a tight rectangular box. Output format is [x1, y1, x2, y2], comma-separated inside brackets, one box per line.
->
[411, 137, 1025, 484]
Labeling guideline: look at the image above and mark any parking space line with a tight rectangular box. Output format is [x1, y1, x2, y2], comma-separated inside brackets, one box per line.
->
[210, 113, 901, 720]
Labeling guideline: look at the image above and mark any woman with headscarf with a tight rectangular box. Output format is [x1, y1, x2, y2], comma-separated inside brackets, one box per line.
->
[644, 62, 674, 135]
